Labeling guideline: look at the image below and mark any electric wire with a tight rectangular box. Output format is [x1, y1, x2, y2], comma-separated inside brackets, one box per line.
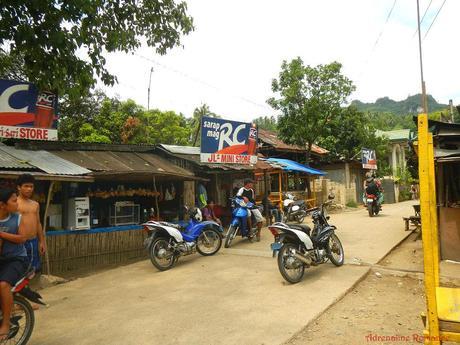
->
[423, 0, 447, 40]
[134, 53, 272, 111]
[412, 0, 434, 38]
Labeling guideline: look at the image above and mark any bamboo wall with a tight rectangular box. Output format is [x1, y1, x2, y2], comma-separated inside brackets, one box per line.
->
[46, 229, 147, 274]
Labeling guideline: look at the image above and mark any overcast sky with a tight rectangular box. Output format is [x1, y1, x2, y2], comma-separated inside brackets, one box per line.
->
[102, 0, 458, 122]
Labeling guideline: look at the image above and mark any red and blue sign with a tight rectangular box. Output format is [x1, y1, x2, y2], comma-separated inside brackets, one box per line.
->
[200, 116, 258, 165]
[0, 79, 58, 140]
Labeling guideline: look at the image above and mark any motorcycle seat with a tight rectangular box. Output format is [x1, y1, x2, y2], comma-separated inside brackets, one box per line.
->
[287, 224, 311, 236]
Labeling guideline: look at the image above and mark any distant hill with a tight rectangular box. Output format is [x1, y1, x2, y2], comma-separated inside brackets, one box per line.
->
[351, 94, 448, 115]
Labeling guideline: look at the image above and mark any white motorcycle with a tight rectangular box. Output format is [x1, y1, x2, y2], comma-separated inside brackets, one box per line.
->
[282, 193, 308, 223]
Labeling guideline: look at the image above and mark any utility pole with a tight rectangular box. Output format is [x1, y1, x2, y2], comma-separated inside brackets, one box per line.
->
[147, 67, 153, 110]
[449, 99, 454, 123]
[416, 0, 428, 114]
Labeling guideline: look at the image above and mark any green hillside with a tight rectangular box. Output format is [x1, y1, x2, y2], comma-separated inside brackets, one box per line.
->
[352, 94, 447, 115]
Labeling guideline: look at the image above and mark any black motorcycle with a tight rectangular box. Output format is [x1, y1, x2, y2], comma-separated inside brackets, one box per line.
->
[282, 193, 308, 223]
[269, 196, 344, 284]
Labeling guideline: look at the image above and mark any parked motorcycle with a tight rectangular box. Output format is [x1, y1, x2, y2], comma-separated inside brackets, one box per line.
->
[282, 193, 308, 224]
[143, 207, 223, 271]
[224, 197, 260, 248]
[0, 266, 45, 345]
[269, 195, 344, 284]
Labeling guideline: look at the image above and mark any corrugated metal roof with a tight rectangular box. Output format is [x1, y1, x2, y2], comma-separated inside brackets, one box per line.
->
[0, 144, 91, 175]
[376, 129, 411, 141]
[258, 129, 328, 155]
[0, 148, 35, 170]
[51, 150, 195, 177]
[159, 146, 273, 171]
[160, 144, 200, 155]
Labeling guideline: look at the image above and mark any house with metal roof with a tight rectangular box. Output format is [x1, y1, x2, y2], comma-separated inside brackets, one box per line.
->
[376, 129, 411, 176]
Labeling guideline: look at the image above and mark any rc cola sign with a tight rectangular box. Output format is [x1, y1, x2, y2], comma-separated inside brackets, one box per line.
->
[362, 148, 377, 170]
[200, 116, 258, 165]
[0, 79, 58, 141]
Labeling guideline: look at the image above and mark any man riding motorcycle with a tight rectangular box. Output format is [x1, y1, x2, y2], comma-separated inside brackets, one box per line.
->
[364, 174, 384, 209]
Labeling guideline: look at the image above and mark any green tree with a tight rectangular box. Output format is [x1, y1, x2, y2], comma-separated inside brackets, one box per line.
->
[268, 58, 355, 163]
[318, 106, 389, 163]
[0, 1, 194, 98]
[79, 123, 111, 143]
[254, 116, 278, 132]
[190, 104, 219, 146]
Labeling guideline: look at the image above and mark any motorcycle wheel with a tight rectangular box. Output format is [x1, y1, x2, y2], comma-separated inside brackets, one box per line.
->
[374, 204, 380, 216]
[196, 228, 222, 256]
[224, 225, 238, 248]
[326, 233, 344, 266]
[277, 243, 305, 284]
[1, 295, 35, 345]
[149, 237, 177, 271]
[367, 203, 374, 217]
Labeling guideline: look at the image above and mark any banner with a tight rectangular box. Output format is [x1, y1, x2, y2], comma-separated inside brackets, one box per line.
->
[362, 148, 377, 170]
[200, 116, 258, 165]
[0, 79, 58, 140]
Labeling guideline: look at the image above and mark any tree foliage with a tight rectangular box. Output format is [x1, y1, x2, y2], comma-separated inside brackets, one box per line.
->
[317, 106, 389, 163]
[268, 58, 355, 162]
[253, 116, 277, 132]
[0, 0, 194, 98]
[59, 97, 191, 145]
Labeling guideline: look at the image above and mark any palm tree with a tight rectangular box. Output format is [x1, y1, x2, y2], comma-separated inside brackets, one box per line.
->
[191, 103, 219, 146]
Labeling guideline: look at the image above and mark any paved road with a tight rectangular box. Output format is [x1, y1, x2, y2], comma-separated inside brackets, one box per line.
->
[30, 201, 415, 345]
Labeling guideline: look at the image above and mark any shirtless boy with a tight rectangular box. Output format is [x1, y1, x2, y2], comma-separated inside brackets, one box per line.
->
[16, 174, 46, 272]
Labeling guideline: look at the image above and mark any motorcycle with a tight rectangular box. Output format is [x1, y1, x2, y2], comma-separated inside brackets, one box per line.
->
[0, 265, 45, 345]
[224, 197, 260, 248]
[143, 207, 223, 271]
[365, 193, 380, 217]
[269, 195, 344, 284]
[282, 193, 308, 224]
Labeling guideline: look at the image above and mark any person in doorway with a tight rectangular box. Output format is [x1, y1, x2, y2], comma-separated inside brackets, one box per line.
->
[202, 200, 222, 226]
[16, 174, 46, 273]
[237, 178, 264, 241]
[262, 190, 282, 223]
[0, 189, 29, 341]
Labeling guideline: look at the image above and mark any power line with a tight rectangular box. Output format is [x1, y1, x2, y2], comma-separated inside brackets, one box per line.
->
[134, 53, 272, 111]
[369, 0, 398, 54]
[423, 0, 447, 40]
[357, 0, 398, 78]
[412, 0, 434, 38]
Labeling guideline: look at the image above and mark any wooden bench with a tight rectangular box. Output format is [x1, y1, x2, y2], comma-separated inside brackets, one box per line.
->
[403, 204, 422, 239]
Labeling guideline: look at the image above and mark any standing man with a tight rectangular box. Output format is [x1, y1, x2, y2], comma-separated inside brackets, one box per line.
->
[16, 174, 46, 273]
[237, 178, 264, 242]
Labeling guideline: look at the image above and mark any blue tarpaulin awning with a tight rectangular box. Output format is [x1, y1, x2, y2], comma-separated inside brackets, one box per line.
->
[266, 158, 326, 175]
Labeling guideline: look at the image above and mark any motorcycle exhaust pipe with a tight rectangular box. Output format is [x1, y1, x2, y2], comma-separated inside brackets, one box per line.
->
[294, 252, 312, 267]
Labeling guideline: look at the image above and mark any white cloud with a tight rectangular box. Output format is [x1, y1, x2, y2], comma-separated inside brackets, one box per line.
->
[102, 0, 459, 120]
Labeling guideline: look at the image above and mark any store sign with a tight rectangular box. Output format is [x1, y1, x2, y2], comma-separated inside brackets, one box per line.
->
[0, 79, 58, 140]
[200, 116, 258, 165]
[362, 148, 377, 170]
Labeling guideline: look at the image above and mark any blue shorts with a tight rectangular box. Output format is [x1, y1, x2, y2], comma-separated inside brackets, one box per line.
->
[25, 238, 41, 272]
[0, 256, 29, 286]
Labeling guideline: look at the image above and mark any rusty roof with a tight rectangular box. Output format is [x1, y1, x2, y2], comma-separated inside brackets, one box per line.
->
[258, 129, 328, 155]
[159, 145, 273, 171]
[50, 150, 195, 178]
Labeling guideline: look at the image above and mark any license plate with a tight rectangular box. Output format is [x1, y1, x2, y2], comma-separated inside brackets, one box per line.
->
[367, 199, 374, 202]
[271, 242, 282, 251]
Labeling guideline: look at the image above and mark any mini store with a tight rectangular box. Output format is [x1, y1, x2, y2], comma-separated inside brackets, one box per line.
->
[8, 141, 199, 274]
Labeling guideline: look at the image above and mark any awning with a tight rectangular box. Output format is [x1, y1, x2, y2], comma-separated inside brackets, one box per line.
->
[265, 158, 326, 175]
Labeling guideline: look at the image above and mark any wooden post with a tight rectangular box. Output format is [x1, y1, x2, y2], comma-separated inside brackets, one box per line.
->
[278, 171, 283, 208]
[264, 171, 270, 225]
[42, 181, 55, 276]
[153, 176, 160, 220]
[418, 114, 440, 344]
